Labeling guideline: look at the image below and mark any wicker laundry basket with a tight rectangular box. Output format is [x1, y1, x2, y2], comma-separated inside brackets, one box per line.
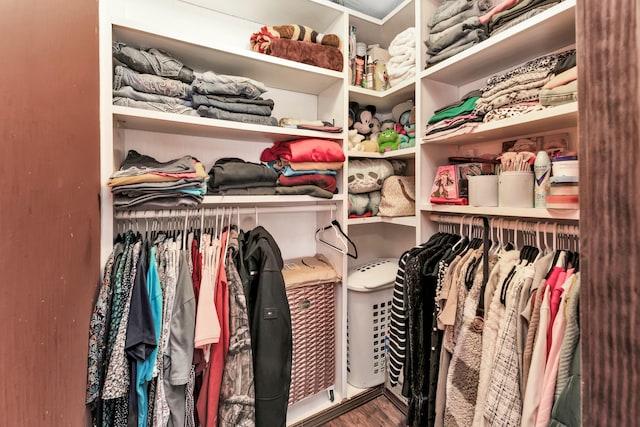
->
[282, 254, 340, 405]
[286, 281, 337, 405]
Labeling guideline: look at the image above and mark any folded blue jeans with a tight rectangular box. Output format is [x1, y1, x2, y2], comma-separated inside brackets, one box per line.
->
[113, 42, 195, 83]
[113, 65, 191, 99]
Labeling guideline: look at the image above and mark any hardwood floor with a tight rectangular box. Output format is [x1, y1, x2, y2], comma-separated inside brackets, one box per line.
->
[321, 396, 406, 427]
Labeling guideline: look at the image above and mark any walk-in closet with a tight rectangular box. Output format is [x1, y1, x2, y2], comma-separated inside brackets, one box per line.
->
[2, 0, 639, 426]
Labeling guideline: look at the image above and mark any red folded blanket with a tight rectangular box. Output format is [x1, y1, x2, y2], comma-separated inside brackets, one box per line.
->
[260, 138, 345, 163]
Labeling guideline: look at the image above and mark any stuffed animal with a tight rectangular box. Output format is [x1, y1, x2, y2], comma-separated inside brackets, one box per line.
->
[400, 123, 416, 149]
[349, 101, 378, 139]
[380, 119, 396, 132]
[348, 129, 365, 151]
[362, 139, 379, 152]
[349, 192, 382, 216]
[377, 129, 401, 152]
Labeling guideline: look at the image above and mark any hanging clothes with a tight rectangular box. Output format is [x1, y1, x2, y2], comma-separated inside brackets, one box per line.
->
[197, 232, 230, 427]
[218, 228, 256, 426]
[242, 226, 293, 427]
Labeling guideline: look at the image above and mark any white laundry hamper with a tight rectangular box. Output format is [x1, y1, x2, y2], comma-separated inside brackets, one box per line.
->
[346, 258, 398, 388]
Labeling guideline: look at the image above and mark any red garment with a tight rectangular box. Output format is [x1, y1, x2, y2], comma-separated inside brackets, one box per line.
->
[547, 268, 572, 354]
[277, 173, 337, 192]
[197, 234, 230, 427]
[191, 239, 202, 300]
[542, 266, 563, 357]
[348, 211, 373, 218]
[260, 138, 345, 163]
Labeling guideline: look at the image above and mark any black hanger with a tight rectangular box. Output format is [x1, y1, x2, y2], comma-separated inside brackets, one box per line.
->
[315, 219, 358, 259]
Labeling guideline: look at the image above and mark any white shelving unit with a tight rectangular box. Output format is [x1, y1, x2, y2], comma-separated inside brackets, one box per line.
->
[99, 0, 580, 424]
[419, 0, 579, 237]
[102, 1, 355, 424]
[343, 0, 419, 250]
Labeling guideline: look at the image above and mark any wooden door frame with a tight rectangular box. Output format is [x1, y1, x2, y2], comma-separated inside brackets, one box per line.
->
[577, 2, 640, 425]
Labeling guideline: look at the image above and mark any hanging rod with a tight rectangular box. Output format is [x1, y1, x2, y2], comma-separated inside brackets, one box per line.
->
[429, 214, 579, 236]
[114, 204, 337, 220]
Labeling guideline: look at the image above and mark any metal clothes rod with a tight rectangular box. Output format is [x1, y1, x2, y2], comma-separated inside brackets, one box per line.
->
[429, 214, 579, 236]
[114, 204, 337, 220]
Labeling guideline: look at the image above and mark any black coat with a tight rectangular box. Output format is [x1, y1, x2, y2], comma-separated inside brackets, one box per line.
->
[242, 226, 292, 427]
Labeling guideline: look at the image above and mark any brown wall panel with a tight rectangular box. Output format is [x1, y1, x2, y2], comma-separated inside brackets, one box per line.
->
[0, 1, 100, 426]
[577, 1, 640, 426]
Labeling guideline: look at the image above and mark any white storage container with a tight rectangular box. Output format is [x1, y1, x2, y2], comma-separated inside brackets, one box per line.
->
[346, 258, 398, 388]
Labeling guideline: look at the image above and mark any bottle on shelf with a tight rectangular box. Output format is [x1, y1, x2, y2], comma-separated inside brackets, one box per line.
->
[534, 150, 551, 208]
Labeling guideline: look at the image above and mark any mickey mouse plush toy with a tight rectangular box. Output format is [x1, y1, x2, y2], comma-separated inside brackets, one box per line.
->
[349, 101, 378, 140]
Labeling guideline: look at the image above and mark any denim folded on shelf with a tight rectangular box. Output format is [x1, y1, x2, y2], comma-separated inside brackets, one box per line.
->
[191, 78, 265, 100]
[113, 65, 191, 99]
[113, 41, 195, 83]
[196, 105, 278, 126]
[199, 70, 267, 93]
[113, 86, 191, 106]
[191, 94, 274, 116]
[113, 97, 198, 116]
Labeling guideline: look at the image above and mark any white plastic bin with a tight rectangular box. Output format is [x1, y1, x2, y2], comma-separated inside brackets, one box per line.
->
[346, 258, 398, 388]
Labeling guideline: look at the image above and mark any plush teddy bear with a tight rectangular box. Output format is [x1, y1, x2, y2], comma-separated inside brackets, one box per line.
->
[377, 129, 401, 152]
[348, 129, 365, 151]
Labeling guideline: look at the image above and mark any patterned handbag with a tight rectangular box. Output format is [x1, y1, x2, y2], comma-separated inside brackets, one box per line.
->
[378, 175, 415, 217]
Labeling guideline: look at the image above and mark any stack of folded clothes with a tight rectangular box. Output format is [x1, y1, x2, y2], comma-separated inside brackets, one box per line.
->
[261, 138, 346, 199]
[109, 150, 208, 209]
[483, 0, 564, 36]
[112, 42, 197, 115]
[191, 71, 278, 126]
[207, 158, 279, 195]
[386, 27, 416, 87]
[250, 24, 343, 72]
[474, 48, 576, 123]
[424, 89, 485, 139]
[113, 42, 279, 126]
[425, 0, 491, 67]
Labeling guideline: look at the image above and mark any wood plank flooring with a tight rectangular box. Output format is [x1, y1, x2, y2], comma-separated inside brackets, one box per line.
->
[321, 396, 406, 427]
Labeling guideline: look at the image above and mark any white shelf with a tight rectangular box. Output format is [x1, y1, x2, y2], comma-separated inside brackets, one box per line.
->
[348, 79, 415, 112]
[113, 106, 345, 142]
[420, 0, 576, 85]
[113, 24, 344, 95]
[203, 194, 345, 205]
[348, 215, 417, 227]
[348, 146, 415, 159]
[421, 203, 579, 220]
[421, 102, 578, 146]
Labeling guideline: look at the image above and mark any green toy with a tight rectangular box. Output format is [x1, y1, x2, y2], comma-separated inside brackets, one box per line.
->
[377, 129, 401, 153]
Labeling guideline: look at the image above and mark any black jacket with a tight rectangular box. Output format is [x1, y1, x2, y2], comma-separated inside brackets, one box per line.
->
[242, 226, 292, 427]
